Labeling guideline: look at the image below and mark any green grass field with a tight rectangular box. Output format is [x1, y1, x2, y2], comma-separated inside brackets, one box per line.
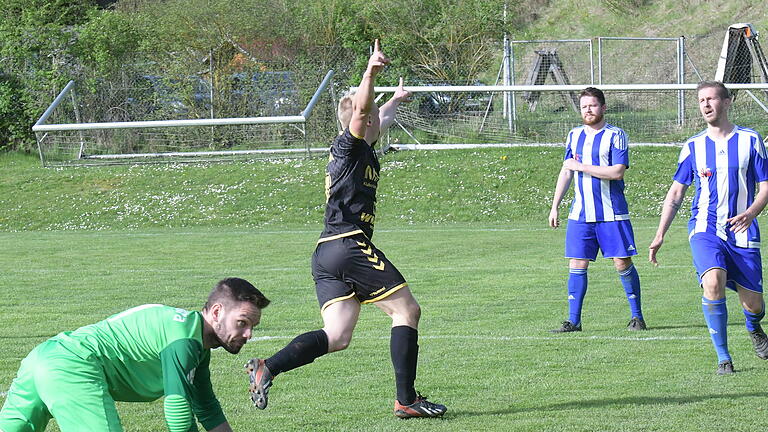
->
[3, 220, 767, 432]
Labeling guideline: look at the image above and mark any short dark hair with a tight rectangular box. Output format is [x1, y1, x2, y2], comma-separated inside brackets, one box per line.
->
[696, 80, 731, 100]
[204, 277, 270, 311]
[579, 87, 606, 105]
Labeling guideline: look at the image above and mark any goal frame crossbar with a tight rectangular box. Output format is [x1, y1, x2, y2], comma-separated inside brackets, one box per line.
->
[356, 83, 768, 92]
[32, 70, 335, 165]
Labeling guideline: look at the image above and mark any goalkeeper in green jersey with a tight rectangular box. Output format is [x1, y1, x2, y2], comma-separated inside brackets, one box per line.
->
[0, 277, 270, 432]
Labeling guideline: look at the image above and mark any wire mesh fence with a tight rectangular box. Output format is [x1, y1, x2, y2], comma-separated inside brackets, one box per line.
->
[33, 32, 768, 165]
[510, 39, 594, 85]
[597, 37, 683, 84]
[387, 86, 768, 148]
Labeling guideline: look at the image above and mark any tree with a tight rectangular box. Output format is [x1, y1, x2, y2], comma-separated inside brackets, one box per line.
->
[0, 0, 98, 151]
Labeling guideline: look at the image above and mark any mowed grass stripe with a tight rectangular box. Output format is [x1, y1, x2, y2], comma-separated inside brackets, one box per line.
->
[2, 221, 766, 431]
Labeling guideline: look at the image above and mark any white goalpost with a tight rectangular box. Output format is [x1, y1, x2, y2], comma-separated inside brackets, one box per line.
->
[32, 71, 335, 166]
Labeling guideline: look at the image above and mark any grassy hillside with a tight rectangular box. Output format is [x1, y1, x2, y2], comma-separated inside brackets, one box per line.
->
[0, 146, 683, 231]
[527, 0, 767, 39]
[524, 0, 768, 82]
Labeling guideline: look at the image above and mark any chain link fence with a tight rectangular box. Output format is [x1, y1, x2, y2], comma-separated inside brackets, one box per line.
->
[597, 37, 683, 84]
[510, 39, 594, 85]
[35, 31, 768, 165]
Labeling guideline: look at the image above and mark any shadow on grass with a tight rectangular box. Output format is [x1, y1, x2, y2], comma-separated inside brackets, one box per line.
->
[650, 321, 760, 331]
[457, 392, 768, 418]
[647, 324, 706, 331]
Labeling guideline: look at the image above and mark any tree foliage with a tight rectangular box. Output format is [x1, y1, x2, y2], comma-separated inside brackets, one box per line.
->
[0, 0, 515, 152]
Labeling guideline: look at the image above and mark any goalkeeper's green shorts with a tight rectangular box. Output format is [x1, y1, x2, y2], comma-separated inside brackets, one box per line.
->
[0, 337, 123, 432]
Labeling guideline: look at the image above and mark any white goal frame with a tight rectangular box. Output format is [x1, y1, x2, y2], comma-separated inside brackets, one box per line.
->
[32, 70, 335, 166]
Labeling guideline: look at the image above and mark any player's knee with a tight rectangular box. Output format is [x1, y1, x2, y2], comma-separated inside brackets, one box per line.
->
[392, 302, 421, 326]
[325, 331, 353, 352]
[409, 302, 422, 322]
[741, 296, 764, 314]
[613, 257, 632, 272]
[569, 259, 589, 269]
[328, 338, 352, 352]
[701, 284, 725, 300]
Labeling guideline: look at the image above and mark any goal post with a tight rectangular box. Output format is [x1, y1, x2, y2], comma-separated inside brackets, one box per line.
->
[32, 70, 335, 166]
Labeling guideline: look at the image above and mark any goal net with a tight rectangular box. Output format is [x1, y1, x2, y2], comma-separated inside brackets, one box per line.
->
[33, 71, 336, 166]
[376, 83, 768, 150]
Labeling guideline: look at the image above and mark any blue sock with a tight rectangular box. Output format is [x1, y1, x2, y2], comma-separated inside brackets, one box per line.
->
[702, 297, 730, 362]
[618, 264, 643, 320]
[743, 301, 765, 333]
[567, 268, 588, 326]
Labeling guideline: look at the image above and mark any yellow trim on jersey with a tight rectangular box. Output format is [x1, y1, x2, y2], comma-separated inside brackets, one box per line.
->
[350, 130, 365, 140]
[321, 293, 357, 312]
[361, 282, 409, 304]
[317, 230, 366, 244]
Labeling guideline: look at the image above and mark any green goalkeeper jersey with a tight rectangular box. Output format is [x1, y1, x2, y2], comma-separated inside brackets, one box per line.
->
[52, 304, 226, 431]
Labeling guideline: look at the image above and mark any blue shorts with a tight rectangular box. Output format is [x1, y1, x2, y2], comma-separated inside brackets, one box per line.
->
[565, 219, 638, 260]
[689, 232, 763, 293]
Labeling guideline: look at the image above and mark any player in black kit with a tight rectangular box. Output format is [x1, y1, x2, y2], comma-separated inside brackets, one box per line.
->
[246, 40, 447, 419]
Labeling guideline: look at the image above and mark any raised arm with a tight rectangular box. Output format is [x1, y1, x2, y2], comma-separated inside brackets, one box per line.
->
[379, 77, 412, 135]
[349, 39, 389, 139]
[648, 181, 689, 265]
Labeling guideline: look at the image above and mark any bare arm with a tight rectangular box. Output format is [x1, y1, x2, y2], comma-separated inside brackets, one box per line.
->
[379, 77, 412, 134]
[562, 158, 626, 180]
[349, 39, 389, 139]
[648, 181, 688, 266]
[549, 166, 574, 228]
[727, 180, 768, 233]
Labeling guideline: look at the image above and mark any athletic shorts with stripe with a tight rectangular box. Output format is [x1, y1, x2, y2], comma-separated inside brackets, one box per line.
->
[565, 219, 638, 260]
[312, 234, 408, 311]
[689, 231, 763, 293]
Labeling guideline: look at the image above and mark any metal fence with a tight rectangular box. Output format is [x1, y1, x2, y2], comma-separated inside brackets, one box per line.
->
[33, 30, 768, 165]
[378, 84, 768, 149]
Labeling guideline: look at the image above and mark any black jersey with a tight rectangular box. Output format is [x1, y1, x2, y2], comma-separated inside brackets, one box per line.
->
[319, 129, 380, 242]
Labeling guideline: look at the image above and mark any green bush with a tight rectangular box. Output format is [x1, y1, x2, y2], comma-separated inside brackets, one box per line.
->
[0, 74, 34, 152]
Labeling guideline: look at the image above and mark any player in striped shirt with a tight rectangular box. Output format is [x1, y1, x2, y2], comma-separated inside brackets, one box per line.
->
[0, 278, 270, 432]
[549, 87, 646, 333]
[649, 80, 768, 375]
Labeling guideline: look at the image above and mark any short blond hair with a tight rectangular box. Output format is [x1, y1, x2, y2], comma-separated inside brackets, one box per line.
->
[697, 80, 731, 100]
[337, 94, 354, 131]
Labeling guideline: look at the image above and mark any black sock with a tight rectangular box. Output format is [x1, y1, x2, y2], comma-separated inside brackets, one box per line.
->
[265, 329, 329, 376]
[391, 325, 418, 404]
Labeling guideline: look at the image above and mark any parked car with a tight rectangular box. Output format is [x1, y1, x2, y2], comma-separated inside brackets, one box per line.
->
[416, 80, 494, 118]
[127, 75, 211, 118]
[226, 71, 299, 116]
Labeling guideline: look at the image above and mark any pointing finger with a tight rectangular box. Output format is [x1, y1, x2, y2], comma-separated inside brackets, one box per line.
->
[399, 77, 404, 88]
[374, 39, 381, 52]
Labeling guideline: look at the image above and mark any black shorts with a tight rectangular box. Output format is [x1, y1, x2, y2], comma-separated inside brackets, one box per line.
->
[311, 234, 408, 311]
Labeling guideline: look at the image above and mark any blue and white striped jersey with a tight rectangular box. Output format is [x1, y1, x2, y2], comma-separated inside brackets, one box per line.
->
[564, 123, 630, 222]
[673, 126, 768, 248]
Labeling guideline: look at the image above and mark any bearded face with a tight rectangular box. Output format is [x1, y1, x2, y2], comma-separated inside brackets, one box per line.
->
[212, 301, 261, 354]
[580, 96, 606, 127]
